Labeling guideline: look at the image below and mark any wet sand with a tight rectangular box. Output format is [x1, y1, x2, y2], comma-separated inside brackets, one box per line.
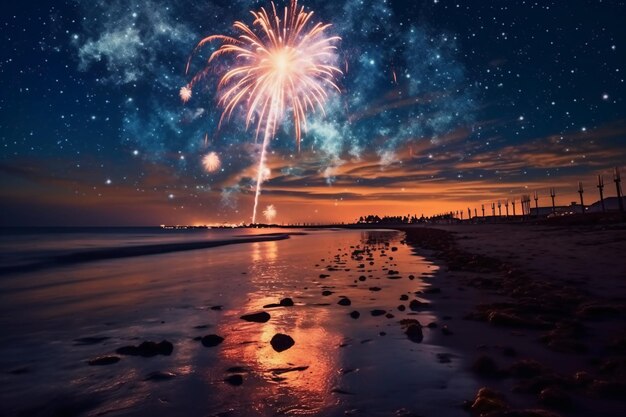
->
[0, 229, 478, 417]
[398, 223, 626, 417]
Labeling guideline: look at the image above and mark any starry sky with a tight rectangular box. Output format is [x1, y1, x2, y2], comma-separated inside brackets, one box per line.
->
[1, 0, 624, 226]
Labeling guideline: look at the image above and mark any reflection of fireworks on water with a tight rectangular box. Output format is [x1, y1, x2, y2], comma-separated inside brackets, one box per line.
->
[263, 204, 277, 222]
[183, 0, 341, 223]
[179, 86, 192, 103]
[202, 151, 221, 172]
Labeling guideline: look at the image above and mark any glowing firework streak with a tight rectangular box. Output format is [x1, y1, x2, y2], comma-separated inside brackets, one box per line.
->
[263, 204, 277, 222]
[183, 0, 341, 223]
[202, 151, 221, 172]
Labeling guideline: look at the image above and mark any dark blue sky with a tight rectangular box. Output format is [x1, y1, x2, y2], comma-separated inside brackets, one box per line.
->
[1, 0, 624, 225]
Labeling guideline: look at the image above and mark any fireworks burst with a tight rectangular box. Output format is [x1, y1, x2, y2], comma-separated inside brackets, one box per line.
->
[263, 204, 277, 222]
[261, 166, 271, 182]
[202, 151, 221, 172]
[183, 0, 341, 223]
[179, 86, 192, 103]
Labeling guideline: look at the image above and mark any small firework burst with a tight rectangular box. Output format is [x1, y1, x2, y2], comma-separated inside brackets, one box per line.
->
[261, 166, 271, 182]
[179, 86, 192, 103]
[202, 151, 221, 172]
[263, 204, 277, 222]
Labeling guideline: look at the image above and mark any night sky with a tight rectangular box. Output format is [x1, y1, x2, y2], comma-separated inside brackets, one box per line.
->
[1, 0, 624, 226]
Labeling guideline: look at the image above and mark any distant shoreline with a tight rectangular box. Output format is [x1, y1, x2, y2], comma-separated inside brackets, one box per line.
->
[0, 232, 296, 275]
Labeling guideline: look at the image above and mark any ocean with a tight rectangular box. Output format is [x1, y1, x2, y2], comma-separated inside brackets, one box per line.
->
[0, 227, 292, 272]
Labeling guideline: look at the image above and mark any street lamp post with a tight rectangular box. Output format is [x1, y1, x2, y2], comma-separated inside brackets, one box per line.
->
[578, 181, 585, 215]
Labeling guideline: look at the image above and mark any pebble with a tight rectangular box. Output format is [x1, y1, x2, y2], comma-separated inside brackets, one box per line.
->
[224, 374, 244, 386]
[280, 298, 294, 306]
[270, 334, 295, 352]
[88, 356, 120, 366]
[405, 324, 423, 343]
[240, 312, 271, 323]
[116, 340, 173, 357]
[201, 334, 224, 347]
[338, 297, 351, 306]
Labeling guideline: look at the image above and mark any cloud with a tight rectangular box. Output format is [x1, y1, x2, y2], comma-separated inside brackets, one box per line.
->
[378, 150, 399, 167]
[455, 122, 626, 173]
[75, 0, 195, 86]
[221, 184, 241, 209]
[78, 27, 144, 83]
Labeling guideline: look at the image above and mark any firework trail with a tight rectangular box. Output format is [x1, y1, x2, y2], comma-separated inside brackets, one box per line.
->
[263, 204, 277, 222]
[202, 151, 221, 172]
[182, 0, 341, 223]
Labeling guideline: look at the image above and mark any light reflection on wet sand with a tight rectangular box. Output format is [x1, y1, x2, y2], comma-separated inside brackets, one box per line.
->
[211, 239, 342, 415]
[0, 229, 477, 417]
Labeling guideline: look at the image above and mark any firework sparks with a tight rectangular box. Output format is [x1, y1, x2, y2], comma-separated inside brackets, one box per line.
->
[202, 151, 221, 172]
[179, 86, 192, 103]
[261, 166, 271, 181]
[184, 0, 341, 223]
[263, 204, 277, 222]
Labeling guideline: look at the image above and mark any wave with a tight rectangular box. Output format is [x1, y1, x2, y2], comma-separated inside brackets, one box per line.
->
[0, 232, 297, 275]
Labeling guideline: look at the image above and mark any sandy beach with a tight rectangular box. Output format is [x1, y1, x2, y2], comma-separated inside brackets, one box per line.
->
[398, 222, 626, 416]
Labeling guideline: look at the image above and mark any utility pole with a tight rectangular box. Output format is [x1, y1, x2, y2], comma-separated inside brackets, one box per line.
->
[512, 199, 516, 216]
[491, 202, 495, 217]
[534, 191, 539, 217]
[550, 187, 556, 214]
[522, 194, 531, 218]
[497, 200, 502, 217]
[578, 181, 585, 215]
[615, 167, 624, 219]
[597, 175, 606, 213]
[482, 204, 485, 217]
